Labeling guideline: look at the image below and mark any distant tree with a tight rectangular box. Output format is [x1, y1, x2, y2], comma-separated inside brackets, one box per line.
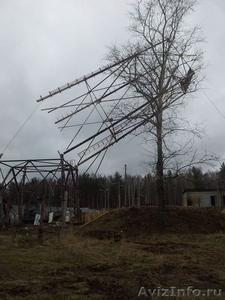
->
[111, 172, 122, 208]
[191, 167, 204, 189]
[219, 163, 225, 180]
[218, 162, 225, 191]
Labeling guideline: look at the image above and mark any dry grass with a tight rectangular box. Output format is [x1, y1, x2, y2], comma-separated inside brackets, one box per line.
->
[0, 229, 224, 299]
[0, 206, 225, 299]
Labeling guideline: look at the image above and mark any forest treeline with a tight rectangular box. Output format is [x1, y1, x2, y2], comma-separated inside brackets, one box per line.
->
[4, 163, 225, 209]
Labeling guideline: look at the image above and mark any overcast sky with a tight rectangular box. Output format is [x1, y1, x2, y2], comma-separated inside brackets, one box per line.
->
[1, 0, 225, 176]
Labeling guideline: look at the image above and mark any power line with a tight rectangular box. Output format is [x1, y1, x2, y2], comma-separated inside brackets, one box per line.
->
[2, 103, 42, 155]
[202, 88, 225, 119]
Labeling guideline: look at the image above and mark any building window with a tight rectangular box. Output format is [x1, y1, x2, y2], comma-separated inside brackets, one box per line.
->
[187, 198, 192, 206]
[223, 196, 225, 207]
[210, 196, 216, 206]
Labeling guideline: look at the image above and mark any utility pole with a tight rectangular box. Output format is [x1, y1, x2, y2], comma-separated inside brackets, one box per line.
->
[118, 178, 121, 208]
[124, 164, 127, 206]
[19, 166, 26, 222]
[60, 154, 67, 233]
[72, 164, 81, 223]
[38, 195, 45, 244]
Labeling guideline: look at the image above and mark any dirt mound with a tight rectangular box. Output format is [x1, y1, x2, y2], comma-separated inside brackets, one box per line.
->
[81, 206, 225, 236]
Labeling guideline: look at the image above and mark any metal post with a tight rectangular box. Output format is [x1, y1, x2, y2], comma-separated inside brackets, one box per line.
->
[40, 196, 45, 228]
[60, 154, 66, 232]
[118, 178, 121, 208]
[0, 196, 2, 225]
[20, 167, 26, 222]
[38, 195, 45, 244]
[75, 165, 81, 222]
[124, 164, 127, 206]
[62, 191, 68, 231]
[5, 198, 11, 227]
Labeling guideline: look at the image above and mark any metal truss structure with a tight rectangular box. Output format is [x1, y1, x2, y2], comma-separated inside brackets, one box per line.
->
[36, 43, 190, 174]
[0, 42, 192, 225]
[0, 157, 79, 223]
[36, 49, 150, 174]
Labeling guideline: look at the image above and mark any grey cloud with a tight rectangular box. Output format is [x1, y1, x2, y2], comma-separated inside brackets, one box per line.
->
[1, 0, 225, 175]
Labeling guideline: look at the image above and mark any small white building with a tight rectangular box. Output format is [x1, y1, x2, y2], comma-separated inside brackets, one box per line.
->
[183, 189, 225, 208]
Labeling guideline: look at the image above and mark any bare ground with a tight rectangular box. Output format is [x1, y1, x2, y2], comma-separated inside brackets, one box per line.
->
[0, 206, 225, 299]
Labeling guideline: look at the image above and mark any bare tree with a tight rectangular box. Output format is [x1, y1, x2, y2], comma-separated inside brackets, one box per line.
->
[106, 0, 207, 231]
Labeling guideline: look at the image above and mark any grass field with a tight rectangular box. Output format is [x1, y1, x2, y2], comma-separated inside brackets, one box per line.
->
[0, 206, 225, 299]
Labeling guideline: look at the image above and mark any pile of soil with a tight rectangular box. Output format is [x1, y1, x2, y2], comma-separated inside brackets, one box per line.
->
[81, 206, 225, 236]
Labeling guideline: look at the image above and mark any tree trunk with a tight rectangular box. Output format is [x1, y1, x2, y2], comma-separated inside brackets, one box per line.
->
[137, 177, 141, 207]
[156, 96, 165, 232]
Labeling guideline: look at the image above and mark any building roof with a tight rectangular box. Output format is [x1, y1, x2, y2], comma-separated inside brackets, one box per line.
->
[182, 189, 225, 194]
